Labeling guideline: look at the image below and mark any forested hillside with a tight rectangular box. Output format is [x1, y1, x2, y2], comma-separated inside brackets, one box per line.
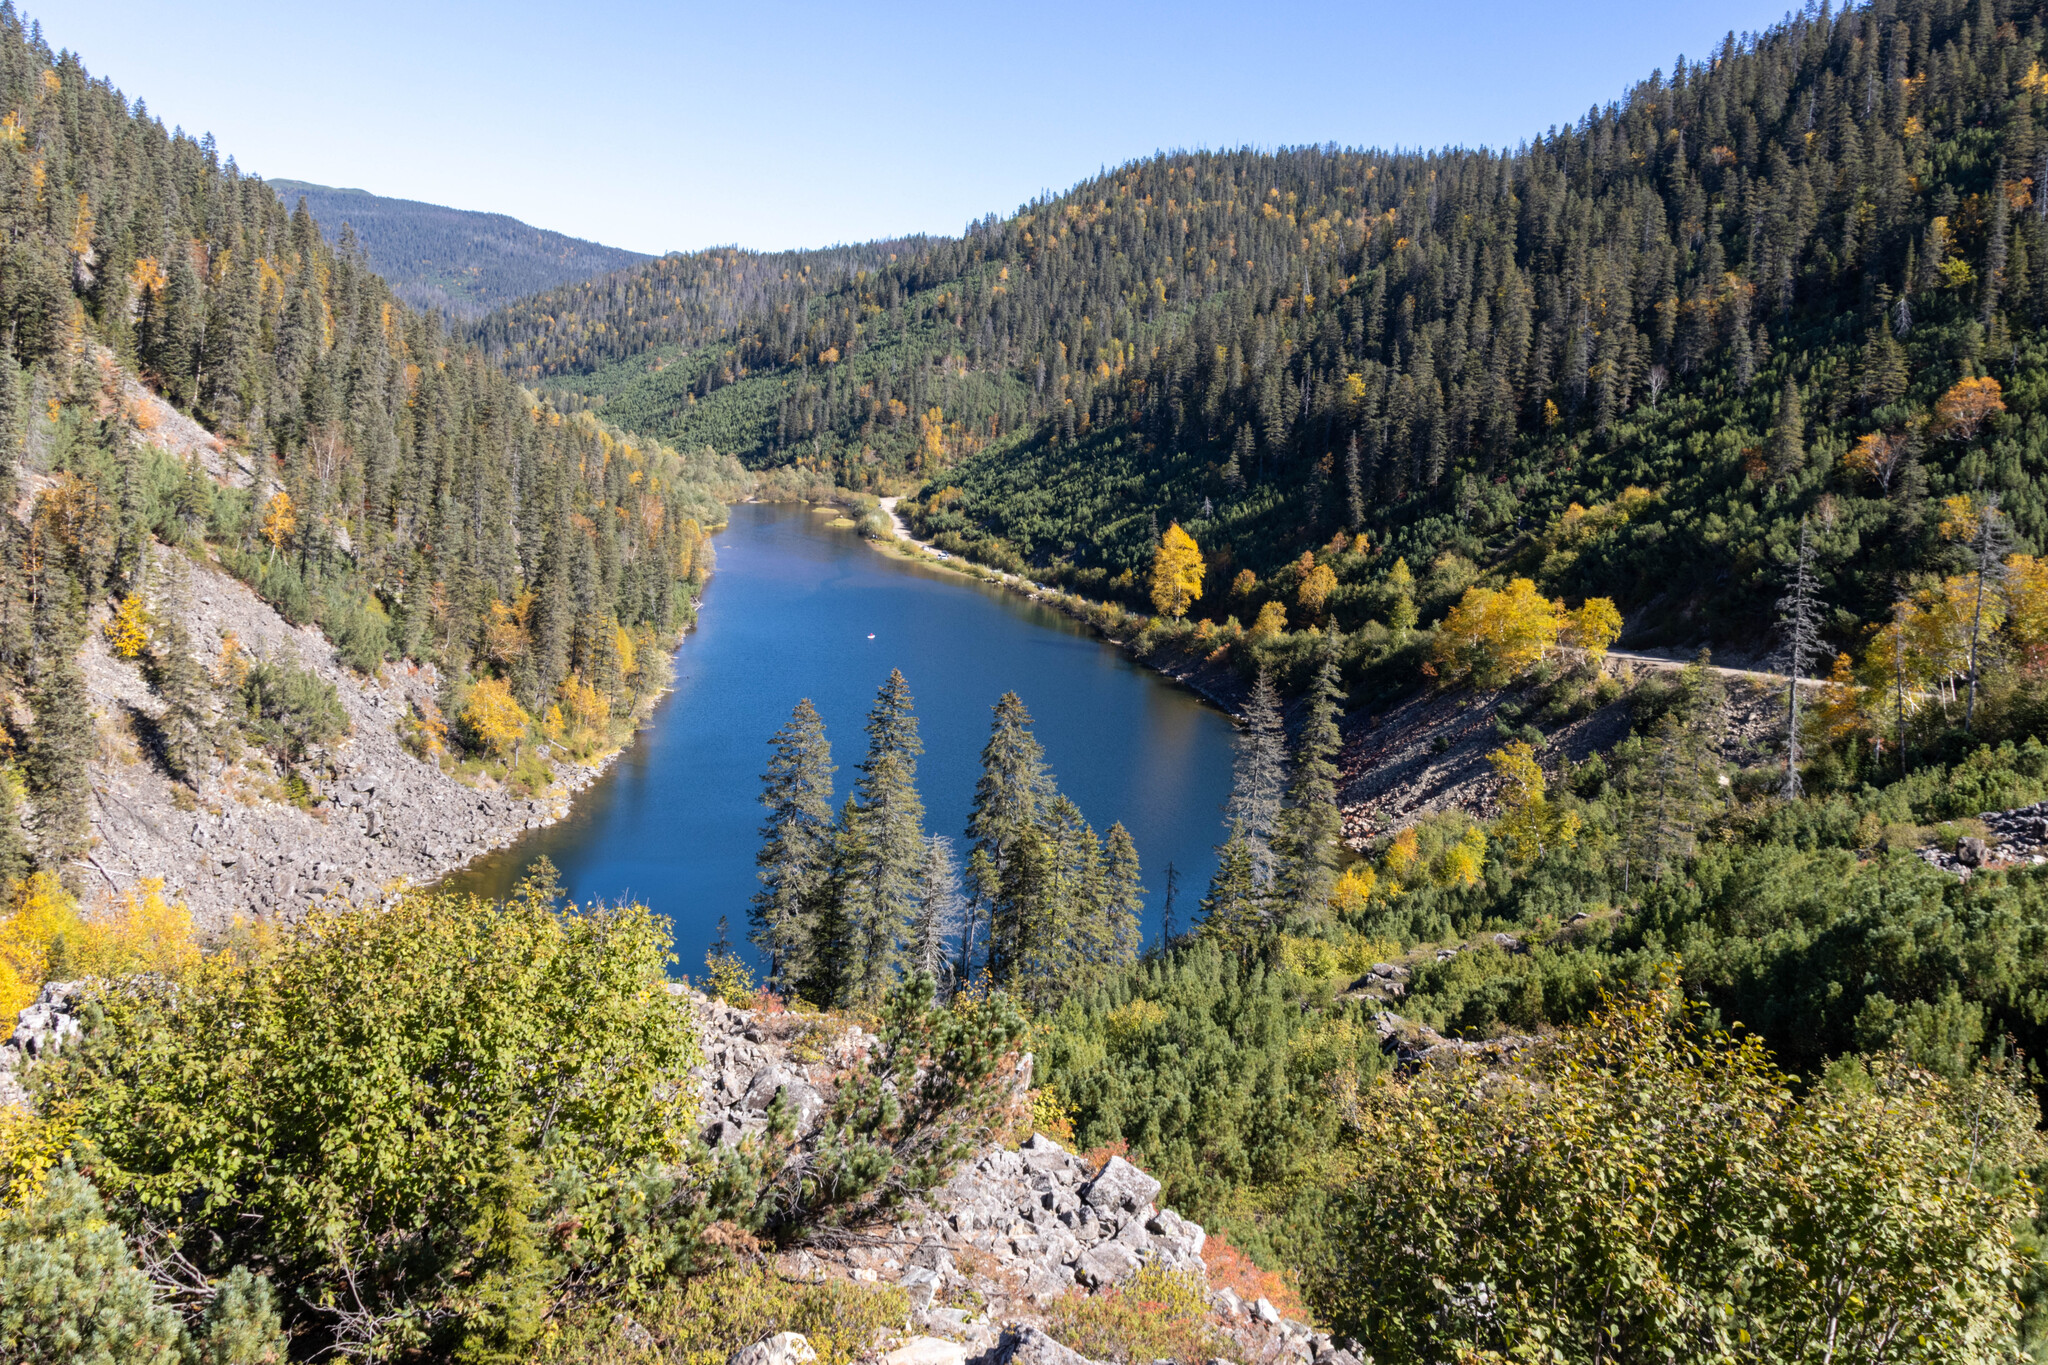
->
[267, 178, 650, 318]
[0, 5, 741, 889]
[485, 0, 2048, 657]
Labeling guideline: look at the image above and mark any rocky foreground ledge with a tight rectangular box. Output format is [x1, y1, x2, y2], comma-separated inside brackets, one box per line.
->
[685, 990, 1362, 1365]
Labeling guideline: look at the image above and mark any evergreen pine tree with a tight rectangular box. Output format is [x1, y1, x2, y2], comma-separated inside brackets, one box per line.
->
[146, 558, 209, 786]
[1226, 670, 1287, 886]
[1275, 648, 1346, 925]
[842, 669, 926, 1000]
[803, 796, 863, 1008]
[27, 574, 92, 881]
[996, 822, 1056, 1000]
[1099, 822, 1144, 970]
[1159, 861, 1180, 947]
[0, 749, 28, 894]
[750, 698, 835, 992]
[1199, 824, 1266, 956]
[0, 339, 23, 515]
[910, 834, 963, 994]
[1768, 376, 1805, 478]
[969, 691, 1051, 984]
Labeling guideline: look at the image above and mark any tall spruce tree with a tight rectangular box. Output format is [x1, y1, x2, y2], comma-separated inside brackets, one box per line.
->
[146, 557, 209, 786]
[804, 796, 863, 1008]
[751, 698, 835, 992]
[910, 834, 963, 994]
[970, 692, 1052, 984]
[1199, 824, 1266, 956]
[1099, 822, 1145, 971]
[1275, 648, 1346, 925]
[1227, 670, 1288, 887]
[841, 669, 926, 1001]
[27, 575, 92, 881]
[1769, 376, 1806, 479]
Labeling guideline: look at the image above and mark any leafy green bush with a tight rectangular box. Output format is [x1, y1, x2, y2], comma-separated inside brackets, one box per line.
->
[1311, 986, 2046, 1365]
[52, 881, 703, 1360]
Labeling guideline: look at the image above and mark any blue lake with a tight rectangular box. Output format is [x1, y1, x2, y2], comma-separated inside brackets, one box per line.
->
[442, 501, 1239, 974]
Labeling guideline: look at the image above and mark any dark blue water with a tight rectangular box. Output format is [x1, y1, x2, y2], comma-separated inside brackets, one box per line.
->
[443, 502, 1238, 974]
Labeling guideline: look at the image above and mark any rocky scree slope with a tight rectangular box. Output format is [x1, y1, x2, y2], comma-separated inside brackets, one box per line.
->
[1338, 665, 1783, 847]
[80, 542, 607, 928]
[684, 989, 1360, 1365]
[39, 363, 628, 928]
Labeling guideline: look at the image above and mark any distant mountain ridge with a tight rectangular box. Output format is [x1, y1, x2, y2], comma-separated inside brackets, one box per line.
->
[268, 179, 650, 319]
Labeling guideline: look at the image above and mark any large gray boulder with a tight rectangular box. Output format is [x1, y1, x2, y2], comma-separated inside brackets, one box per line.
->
[1081, 1155, 1161, 1215]
[1073, 1240, 1143, 1288]
[974, 1326, 1109, 1365]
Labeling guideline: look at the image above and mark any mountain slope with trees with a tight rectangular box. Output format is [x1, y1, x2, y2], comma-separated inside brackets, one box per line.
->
[0, 4, 743, 895]
[485, 0, 2048, 664]
[266, 178, 650, 319]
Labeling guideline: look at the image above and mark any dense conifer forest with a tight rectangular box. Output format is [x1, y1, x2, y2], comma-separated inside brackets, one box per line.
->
[482, 0, 2048, 656]
[266, 178, 651, 319]
[0, 5, 742, 885]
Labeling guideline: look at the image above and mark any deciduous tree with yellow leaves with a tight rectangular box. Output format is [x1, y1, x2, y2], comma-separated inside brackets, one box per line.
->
[1298, 563, 1338, 623]
[259, 490, 295, 563]
[1486, 741, 1581, 865]
[103, 592, 149, 659]
[459, 677, 530, 759]
[0, 875, 198, 1030]
[1149, 523, 1205, 619]
[1933, 375, 2005, 441]
[1561, 597, 1623, 663]
[1431, 578, 1560, 687]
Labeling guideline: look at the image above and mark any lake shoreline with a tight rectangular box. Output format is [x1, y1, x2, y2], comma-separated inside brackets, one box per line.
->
[869, 496, 1250, 721]
[440, 503, 1240, 959]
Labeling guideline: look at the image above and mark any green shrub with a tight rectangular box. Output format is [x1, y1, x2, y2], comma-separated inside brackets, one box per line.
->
[50, 879, 703, 1360]
[0, 1165, 186, 1364]
[1044, 1263, 1232, 1364]
[1312, 986, 2046, 1364]
[0, 1165, 286, 1364]
[538, 1265, 907, 1365]
[317, 589, 391, 673]
[188, 1268, 290, 1365]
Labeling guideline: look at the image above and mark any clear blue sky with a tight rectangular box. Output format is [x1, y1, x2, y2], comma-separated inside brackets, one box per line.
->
[45, 0, 1795, 256]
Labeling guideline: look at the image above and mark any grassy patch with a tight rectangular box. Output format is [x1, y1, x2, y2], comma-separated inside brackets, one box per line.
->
[538, 1265, 908, 1365]
[1043, 1264, 1234, 1364]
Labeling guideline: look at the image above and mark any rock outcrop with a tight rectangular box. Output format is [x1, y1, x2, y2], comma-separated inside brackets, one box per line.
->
[1916, 801, 2048, 876]
[687, 990, 1358, 1365]
[0, 979, 84, 1108]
